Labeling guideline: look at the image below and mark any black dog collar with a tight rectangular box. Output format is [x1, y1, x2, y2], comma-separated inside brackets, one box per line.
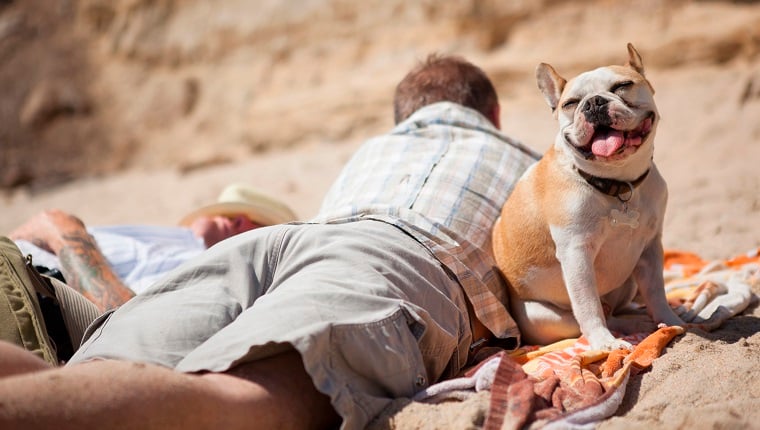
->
[576, 167, 650, 202]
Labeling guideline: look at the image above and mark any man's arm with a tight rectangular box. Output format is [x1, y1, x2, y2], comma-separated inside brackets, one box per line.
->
[0, 343, 339, 430]
[9, 210, 135, 312]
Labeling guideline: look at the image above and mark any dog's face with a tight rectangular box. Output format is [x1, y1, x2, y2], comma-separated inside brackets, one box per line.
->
[537, 44, 659, 173]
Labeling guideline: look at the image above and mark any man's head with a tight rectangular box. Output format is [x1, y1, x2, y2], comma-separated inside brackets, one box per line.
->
[186, 215, 261, 249]
[393, 54, 501, 128]
[179, 184, 297, 248]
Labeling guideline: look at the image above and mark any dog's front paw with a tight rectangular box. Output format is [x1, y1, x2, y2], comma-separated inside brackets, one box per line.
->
[588, 334, 632, 351]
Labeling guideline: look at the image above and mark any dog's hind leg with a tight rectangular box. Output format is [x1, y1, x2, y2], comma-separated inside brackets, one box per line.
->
[509, 297, 581, 345]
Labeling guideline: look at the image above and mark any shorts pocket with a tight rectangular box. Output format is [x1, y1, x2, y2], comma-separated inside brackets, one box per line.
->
[328, 306, 429, 419]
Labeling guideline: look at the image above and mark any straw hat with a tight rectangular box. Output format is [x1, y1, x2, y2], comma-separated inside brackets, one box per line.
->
[178, 183, 297, 227]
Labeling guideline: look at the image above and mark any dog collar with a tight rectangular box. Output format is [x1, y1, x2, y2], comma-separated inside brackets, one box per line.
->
[576, 168, 650, 202]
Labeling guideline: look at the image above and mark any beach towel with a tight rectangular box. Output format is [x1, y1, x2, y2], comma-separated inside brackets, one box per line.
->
[412, 248, 759, 429]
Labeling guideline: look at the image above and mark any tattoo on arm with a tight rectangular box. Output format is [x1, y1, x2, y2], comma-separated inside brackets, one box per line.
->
[57, 230, 135, 312]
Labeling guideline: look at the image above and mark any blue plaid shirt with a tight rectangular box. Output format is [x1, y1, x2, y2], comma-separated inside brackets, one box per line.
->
[314, 102, 540, 339]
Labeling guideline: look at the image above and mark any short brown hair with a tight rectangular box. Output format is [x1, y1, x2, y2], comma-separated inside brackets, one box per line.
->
[393, 54, 499, 124]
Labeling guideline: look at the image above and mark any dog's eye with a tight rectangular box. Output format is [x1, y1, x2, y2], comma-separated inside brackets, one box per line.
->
[561, 99, 579, 110]
[611, 81, 634, 94]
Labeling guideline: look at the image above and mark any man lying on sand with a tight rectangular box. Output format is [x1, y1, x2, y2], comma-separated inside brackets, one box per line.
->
[0, 54, 539, 430]
[10, 184, 297, 312]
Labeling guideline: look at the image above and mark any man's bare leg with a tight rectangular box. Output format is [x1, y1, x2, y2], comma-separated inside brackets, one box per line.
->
[0, 344, 340, 430]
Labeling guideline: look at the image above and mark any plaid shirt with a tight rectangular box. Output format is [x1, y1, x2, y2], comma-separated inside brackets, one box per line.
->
[314, 102, 540, 339]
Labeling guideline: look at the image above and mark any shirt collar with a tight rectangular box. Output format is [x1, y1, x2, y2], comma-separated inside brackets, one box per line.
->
[393, 102, 498, 134]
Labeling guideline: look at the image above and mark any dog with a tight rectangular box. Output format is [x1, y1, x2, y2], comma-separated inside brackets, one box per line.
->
[492, 43, 683, 351]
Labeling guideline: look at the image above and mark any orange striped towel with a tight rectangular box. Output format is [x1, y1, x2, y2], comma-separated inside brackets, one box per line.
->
[664, 248, 757, 330]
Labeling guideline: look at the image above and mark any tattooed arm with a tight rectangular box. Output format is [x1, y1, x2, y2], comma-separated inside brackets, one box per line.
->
[9, 210, 135, 312]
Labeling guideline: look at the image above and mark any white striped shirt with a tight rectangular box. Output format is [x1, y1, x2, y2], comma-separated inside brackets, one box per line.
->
[314, 102, 540, 339]
[17, 225, 206, 295]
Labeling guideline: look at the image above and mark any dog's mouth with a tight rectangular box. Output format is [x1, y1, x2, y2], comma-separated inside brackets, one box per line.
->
[575, 112, 655, 160]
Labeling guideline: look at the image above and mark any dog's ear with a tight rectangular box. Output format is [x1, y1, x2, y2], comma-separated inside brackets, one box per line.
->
[626, 43, 645, 76]
[536, 63, 566, 113]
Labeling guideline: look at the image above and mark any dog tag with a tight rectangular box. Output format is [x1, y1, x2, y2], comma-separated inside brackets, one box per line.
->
[610, 208, 639, 228]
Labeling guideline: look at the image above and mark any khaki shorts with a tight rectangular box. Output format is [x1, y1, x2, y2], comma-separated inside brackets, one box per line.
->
[70, 221, 474, 430]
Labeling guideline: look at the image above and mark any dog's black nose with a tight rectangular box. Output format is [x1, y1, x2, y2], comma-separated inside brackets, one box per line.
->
[586, 95, 608, 109]
[582, 95, 611, 126]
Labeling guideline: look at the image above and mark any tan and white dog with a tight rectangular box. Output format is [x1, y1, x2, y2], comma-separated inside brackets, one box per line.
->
[492, 44, 683, 350]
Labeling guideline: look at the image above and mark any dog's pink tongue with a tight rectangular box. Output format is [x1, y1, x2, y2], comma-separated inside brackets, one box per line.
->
[591, 129, 625, 157]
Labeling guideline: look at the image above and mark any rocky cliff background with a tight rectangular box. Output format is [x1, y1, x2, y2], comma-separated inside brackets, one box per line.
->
[2, 0, 760, 257]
